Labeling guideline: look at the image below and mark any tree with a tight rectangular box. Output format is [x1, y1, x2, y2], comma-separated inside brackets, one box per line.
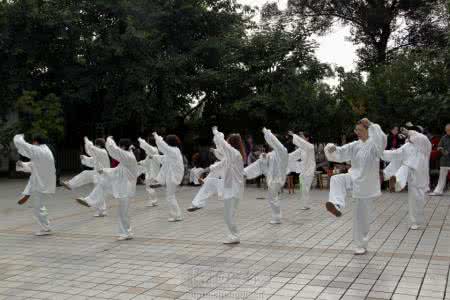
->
[15, 91, 64, 142]
[284, 0, 448, 69]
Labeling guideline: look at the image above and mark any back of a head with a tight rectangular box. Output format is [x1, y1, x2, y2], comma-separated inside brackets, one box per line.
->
[118, 138, 132, 150]
[227, 133, 246, 162]
[165, 134, 181, 148]
[32, 134, 47, 145]
[95, 138, 106, 148]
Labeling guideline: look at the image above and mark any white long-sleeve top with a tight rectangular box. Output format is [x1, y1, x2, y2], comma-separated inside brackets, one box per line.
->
[383, 131, 431, 190]
[102, 137, 138, 198]
[325, 123, 387, 199]
[211, 129, 244, 199]
[260, 128, 289, 186]
[138, 138, 161, 181]
[81, 137, 110, 171]
[153, 134, 184, 185]
[13, 134, 56, 194]
[292, 134, 316, 177]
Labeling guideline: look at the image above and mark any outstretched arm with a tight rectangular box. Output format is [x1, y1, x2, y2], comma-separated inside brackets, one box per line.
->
[138, 137, 159, 156]
[367, 122, 387, 157]
[263, 128, 286, 155]
[105, 137, 129, 163]
[153, 133, 175, 156]
[13, 134, 37, 159]
[291, 133, 314, 152]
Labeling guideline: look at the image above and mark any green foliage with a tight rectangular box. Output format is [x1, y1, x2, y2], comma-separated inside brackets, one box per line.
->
[16, 91, 64, 142]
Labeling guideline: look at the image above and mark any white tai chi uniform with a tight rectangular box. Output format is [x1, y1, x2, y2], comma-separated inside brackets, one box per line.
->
[325, 123, 386, 250]
[210, 128, 244, 243]
[191, 148, 225, 208]
[13, 134, 56, 233]
[153, 133, 184, 221]
[67, 137, 110, 215]
[383, 131, 431, 227]
[245, 129, 288, 223]
[85, 138, 138, 238]
[292, 134, 316, 209]
[138, 138, 161, 207]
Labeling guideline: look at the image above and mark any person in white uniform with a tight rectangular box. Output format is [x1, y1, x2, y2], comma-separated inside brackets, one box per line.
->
[383, 127, 431, 230]
[288, 132, 316, 210]
[152, 133, 184, 222]
[324, 118, 387, 255]
[245, 128, 288, 224]
[187, 147, 224, 210]
[188, 127, 245, 244]
[76, 137, 138, 241]
[14, 134, 56, 236]
[63, 137, 110, 217]
[137, 136, 161, 207]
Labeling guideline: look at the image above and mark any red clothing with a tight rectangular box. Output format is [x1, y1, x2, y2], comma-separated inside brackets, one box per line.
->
[111, 158, 119, 168]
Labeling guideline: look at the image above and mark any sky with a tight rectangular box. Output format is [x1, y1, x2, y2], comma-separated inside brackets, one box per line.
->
[238, 0, 358, 76]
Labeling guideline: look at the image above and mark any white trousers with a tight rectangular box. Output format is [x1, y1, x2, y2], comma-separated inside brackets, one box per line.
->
[166, 182, 182, 219]
[69, 170, 106, 214]
[329, 174, 373, 249]
[408, 186, 425, 226]
[387, 165, 426, 227]
[31, 192, 51, 231]
[268, 183, 283, 222]
[192, 177, 222, 208]
[145, 185, 158, 206]
[86, 180, 131, 237]
[224, 197, 240, 241]
[433, 167, 450, 194]
[299, 175, 314, 208]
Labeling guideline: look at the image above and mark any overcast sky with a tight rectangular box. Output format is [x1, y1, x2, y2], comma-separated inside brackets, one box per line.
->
[238, 0, 358, 74]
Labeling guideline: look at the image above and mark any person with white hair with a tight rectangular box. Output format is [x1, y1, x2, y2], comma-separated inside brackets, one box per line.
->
[324, 118, 387, 255]
[383, 127, 431, 229]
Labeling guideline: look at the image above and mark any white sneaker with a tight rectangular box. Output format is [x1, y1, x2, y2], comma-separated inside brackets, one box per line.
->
[35, 230, 52, 236]
[354, 248, 367, 255]
[93, 212, 107, 217]
[300, 207, 310, 210]
[117, 235, 133, 241]
[223, 238, 240, 244]
[168, 217, 183, 222]
[270, 220, 281, 224]
[410, 224, 420, 230]
[146, 201, 158, 207]
[428, 192, 443, 196]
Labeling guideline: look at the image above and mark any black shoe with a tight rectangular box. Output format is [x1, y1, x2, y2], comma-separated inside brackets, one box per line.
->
[187, 206, 202, 212]
[326, 202, 342, 217]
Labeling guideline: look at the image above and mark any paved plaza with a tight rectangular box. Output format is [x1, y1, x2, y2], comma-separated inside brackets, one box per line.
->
[0, 178, 449, 300]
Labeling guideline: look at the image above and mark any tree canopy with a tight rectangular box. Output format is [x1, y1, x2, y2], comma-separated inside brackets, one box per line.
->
[0, 0, 448, 151]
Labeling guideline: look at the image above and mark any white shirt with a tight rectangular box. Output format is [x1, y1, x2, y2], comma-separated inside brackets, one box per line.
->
[325, 123, 387, 199]
[81, 137, 110, 171]
[13, 134, 56, 194]
[103, 137, 138, 198]
[154, 134, 184, 185]
[246, 129, 288, 186]
[211, 129, 244, 199]
[383, 131, 431, 190]
[137, 138, 161, 182]
[292, 134, 316, 178]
